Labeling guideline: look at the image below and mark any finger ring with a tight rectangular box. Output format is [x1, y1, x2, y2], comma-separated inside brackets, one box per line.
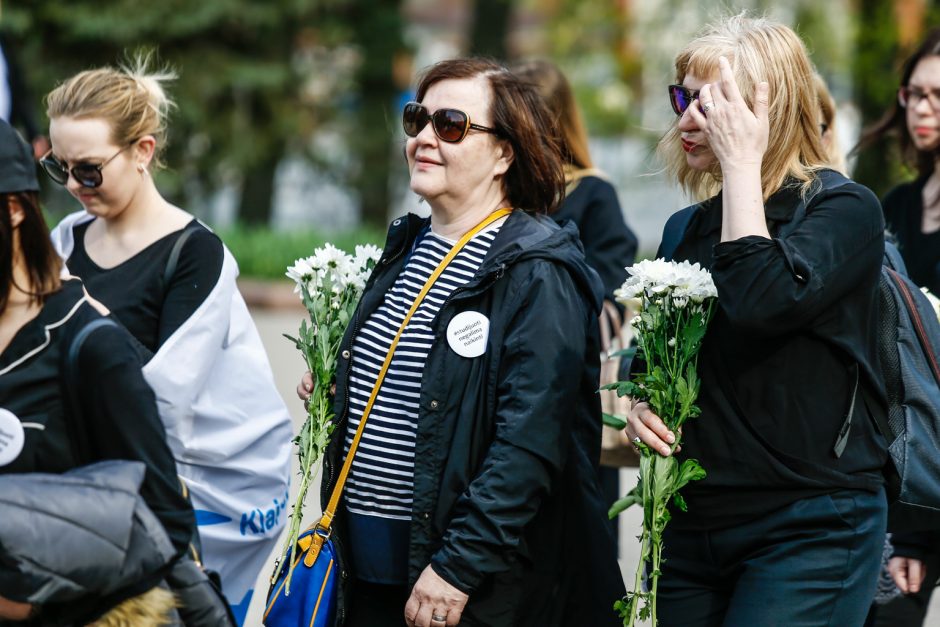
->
[701, 101, 715, 113]
[632, 436, 642, 446]
[432, 614, 447, 622]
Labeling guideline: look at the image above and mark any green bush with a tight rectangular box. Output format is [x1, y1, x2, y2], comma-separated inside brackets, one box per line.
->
[218, 224, 387, 280]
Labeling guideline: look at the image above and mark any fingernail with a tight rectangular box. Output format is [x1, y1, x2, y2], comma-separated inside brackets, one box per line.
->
[661, 446, 671, 456]
[666, 432, 675, 444]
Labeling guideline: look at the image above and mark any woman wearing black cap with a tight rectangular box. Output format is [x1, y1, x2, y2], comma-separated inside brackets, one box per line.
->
[0, 119, 194, 625]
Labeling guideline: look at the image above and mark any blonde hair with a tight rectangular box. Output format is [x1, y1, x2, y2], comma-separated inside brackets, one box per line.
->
[658, 14, 830, 201]
[46, 52, 177, 168]
[813, 73, 846, 174]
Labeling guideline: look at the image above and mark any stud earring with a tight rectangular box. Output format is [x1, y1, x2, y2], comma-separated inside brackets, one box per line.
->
[137, 164, 145, 173]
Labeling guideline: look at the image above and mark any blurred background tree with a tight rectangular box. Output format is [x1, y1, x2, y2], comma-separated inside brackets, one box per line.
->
[2, 0, 939, 259]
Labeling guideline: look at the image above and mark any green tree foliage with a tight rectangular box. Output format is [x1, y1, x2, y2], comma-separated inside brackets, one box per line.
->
[2, 0, 403, 227]
[851, 0, 906, 197]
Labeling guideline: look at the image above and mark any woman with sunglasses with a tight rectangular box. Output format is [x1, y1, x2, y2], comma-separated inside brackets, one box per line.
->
[298, 57, 624, 627]
[43, 58, 293, 615]
[0, 118, 193, 625]
[625, 15, 888, 626]
[855, 28, 940, 627]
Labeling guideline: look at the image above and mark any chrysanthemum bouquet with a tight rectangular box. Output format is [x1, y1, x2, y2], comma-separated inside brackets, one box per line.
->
[273, 243, 381, 591]
[604, 259, 718, 626]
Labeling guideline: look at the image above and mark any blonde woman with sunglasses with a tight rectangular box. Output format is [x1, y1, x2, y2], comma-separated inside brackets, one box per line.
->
[625, 15, 888, 626]
[296, 58, 624, 627]
[44, 56, 292, 619]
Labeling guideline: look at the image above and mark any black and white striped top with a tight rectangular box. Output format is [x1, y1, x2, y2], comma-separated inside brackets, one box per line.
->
[344, 225, 500, 520]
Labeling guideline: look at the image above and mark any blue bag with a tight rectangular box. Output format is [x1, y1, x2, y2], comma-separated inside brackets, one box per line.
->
[263, 526, 337, 627]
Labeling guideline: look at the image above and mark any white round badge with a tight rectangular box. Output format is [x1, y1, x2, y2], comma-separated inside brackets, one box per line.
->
[446, 311, 490, 358]
[0, 408, 25, 467]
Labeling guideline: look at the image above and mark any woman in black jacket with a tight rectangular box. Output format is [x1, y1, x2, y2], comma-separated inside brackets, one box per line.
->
[855, 28, 940, 627]
[300, 58, 624, 627]
[625, 16, 888, 626]
[0, 119, 193, 626]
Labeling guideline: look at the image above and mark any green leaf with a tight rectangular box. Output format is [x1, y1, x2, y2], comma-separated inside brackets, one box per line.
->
[608, 490, 642, 518]
[674, 458, 707, 491]
[672, 492, 688, 512]
[602, 413, 627, 430]
[608, 346, 637, 359]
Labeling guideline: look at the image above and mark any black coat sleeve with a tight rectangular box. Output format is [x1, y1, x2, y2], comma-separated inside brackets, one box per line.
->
[574, 179, 639, 299]
[710, 183, 885, 335]
[75, 323, 194, 556]
[430, 261, 590, 593]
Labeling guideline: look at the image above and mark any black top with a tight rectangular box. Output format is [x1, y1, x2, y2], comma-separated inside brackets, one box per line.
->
[662, 177, 888, 530]
[0, 280, 193, 623]
[552, 175, 639, 299]
[65, 219, 224, 356]
[882, 176, 940, 294]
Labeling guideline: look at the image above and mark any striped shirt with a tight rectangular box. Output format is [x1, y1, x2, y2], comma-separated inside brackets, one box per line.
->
[344, 225, 500, 521]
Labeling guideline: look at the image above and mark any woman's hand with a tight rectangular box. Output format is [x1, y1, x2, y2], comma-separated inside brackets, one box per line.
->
[296, 371, 313, 402]
[625, 400, 676, 457]
[688, 56, 769, 171]
[404, 565, 469, 627]
[889, 556, 927, 594]
[0, 596, 33, 621]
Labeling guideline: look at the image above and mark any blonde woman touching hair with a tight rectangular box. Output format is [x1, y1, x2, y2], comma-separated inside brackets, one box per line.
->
[44, 57, 292, 620]
[626, 15, 888, 626]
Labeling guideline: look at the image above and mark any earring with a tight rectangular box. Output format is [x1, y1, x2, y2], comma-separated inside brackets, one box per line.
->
[137, 164, 145, 173]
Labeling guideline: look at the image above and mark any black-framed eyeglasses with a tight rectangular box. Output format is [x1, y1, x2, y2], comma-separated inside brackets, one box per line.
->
[402, 102, 499, 143]
[668, 84, 701, 116]
[898, 85, 940, 111]
[40, 142, 136, 188]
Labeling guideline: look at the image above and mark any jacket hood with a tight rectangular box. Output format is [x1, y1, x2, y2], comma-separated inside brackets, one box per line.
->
[389, 210, 605, 315]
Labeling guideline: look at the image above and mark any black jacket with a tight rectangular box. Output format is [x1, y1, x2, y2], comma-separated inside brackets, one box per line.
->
[0, 280, 194, 625]
[662, 174, 888, 530]
[552, 175, 639, 300]
[322, 210, 626, 626]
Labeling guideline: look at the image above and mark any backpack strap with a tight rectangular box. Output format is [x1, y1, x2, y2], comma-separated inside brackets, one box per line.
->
[884, 241, 909, 275]
[164, 225, 198, 285]
[776, 169, 853, 240]
[660, 205, 699, 261]
[63, 317, 120, 464]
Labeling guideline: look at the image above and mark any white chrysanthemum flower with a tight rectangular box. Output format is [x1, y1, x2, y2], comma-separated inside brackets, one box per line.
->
[615, 258, 717, 307]
[286, 256, 321, 293]
[354, 244, 382, 271]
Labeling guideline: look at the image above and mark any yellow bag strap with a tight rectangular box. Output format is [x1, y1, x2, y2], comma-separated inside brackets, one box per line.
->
[305, 208, 512, 564]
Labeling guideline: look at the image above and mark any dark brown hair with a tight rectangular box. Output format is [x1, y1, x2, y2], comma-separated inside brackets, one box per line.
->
[854, 28, 940, 177]
[511, 59, 593, 170]
[415, 58, 565, 214]
[1, 192, 62, 315]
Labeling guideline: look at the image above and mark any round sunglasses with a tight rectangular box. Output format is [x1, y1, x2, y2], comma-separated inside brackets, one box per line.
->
[668, 84, 702, 116]
[40, 142, 136, 188]
[402, 102, 499, 143]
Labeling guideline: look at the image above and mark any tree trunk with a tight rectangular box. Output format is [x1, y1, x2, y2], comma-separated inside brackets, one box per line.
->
[470, 0, 513, 58]
[351, 0, 404, 228]
[238, 154, 278, 226]
[852, 0, 903, 197]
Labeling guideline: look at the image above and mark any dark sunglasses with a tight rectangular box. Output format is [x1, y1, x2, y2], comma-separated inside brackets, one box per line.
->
[402, 102, 499, 143]
[668, 84, 701, 116]
[40, 142, 136, 188]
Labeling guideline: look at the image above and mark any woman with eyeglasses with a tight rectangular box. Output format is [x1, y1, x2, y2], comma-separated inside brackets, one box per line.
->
[297, 57, 624, 627]
[0, 118, 193, 625]
[857, 29, 940, 300]
[42, 57, 293, 615]
[624, 15, 888, 626]
[855, 28, 940, 627]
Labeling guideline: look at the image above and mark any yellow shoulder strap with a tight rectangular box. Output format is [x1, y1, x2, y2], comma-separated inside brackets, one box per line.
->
[304, 207, 512, 566]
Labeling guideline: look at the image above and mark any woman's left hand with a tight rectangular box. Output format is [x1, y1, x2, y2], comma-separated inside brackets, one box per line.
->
[689, 56, 769, 172]
[404, 565, 469, 627]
